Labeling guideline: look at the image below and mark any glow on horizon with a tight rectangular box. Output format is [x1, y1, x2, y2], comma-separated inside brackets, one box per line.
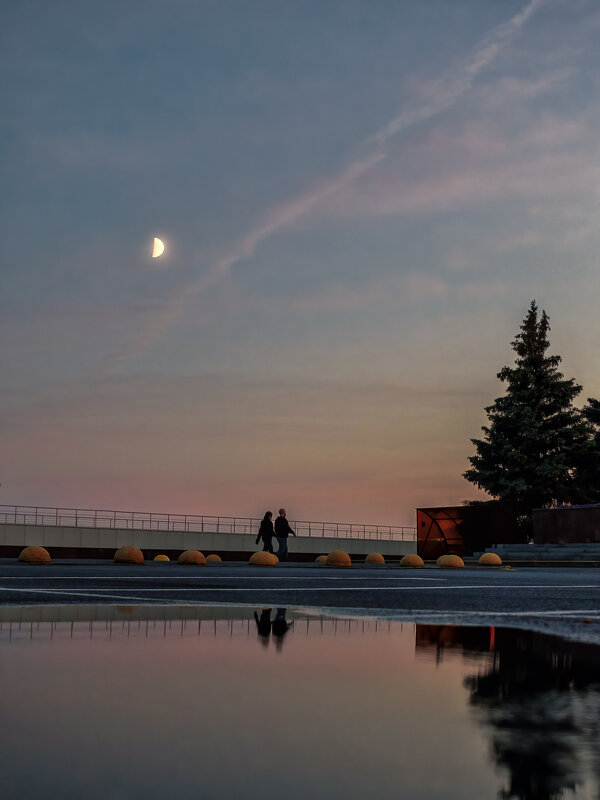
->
[2, 0, 600, 525]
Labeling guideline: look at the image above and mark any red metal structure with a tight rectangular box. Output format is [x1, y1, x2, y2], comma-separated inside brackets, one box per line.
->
[417, 506, 466, 559]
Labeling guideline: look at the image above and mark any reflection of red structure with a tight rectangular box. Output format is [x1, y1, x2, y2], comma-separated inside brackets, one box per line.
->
[417, 506, 466, 559]
[415, 624, 496, 653]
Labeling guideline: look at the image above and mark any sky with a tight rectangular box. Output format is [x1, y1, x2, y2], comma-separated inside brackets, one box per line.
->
[2, 0, 600, 526]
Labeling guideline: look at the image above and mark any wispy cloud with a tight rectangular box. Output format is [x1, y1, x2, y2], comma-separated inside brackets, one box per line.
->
[108, 0, 547, 369]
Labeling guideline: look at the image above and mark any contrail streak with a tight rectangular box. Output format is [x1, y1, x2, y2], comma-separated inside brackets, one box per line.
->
[108, 0, 546, 369]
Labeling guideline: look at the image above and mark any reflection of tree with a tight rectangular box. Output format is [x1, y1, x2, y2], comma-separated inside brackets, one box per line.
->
[462, 628, 600, 800]
[416, 626, 600, 799]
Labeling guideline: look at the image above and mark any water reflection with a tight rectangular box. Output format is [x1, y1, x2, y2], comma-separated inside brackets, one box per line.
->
[1, 606, 599, 799]
[0, 604, 389, 643]
[417, 625, 600, 800]
[253, 608, 294, 651]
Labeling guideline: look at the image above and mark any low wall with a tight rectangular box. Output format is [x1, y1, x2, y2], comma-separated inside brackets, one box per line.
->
[0, 523, 417, 561]
[533, 506, 600, 544]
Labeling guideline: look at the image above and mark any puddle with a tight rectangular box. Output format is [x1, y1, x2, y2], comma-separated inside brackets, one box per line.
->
[0, 605, 598, 799]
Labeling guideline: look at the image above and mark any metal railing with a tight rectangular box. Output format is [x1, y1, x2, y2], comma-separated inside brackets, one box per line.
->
[0, 504, 416, 542]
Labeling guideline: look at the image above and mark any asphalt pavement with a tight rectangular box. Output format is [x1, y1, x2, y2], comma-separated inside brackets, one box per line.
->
[1, 559, 600, 641]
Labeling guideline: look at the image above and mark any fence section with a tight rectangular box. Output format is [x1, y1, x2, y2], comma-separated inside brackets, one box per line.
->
[0, 504, 416, 542]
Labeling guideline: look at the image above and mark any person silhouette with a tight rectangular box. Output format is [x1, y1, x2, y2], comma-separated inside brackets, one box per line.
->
[255, 511, 274, 553]
[272, 608, 293, 651]
[254, 608, 272, 648]
[274, 508, 296, 561]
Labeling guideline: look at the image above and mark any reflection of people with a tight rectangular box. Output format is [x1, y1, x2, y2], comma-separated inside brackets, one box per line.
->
[274, 508, 296, 561]
[272, 608, 293, 651]
[255, 511, 274, 553]
[253, 608, 272, 647]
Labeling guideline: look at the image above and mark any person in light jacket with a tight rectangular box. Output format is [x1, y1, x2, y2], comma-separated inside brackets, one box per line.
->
[274, 508, 296, 562]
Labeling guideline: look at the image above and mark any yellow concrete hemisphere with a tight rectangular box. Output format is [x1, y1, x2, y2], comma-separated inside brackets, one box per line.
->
[206, 554, 222, 563]
[326, 550, 352, 568]
[154, 554, 170, 561]
[400, 554, 424, 568]
[178, 550, 207, 565]
[365, 553, 385, 564]
[315, 555, 328, 563]
[114, 545, 144, 564]
[436, 554, 465, 569]
[478, 552, 502, 566]
[249, 551, 278, 566]
[18, 546, 51, 563]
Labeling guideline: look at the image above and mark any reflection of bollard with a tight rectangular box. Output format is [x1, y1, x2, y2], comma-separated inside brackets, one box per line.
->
[478, 552, 502, 566]
[249, 552, 278, 566]
[315, 555, 328, 563]
[436, 554, 464, 569]
[365, 553, 385, 564]
[178, 550, 207, 565]
[206, 554, 222, 563]
[326, 550, 351, 568]
[19, 546, 51, 563]
[114, 545, 144, 564]
[154, 554, 170, 561]
[400, 554, 424, 568]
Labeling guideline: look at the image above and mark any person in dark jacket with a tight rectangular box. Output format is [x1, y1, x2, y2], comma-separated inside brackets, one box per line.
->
[255, 511, 274, 553]
[274, 508, 296, 561]
[254, 608, 272, 647]
[272, 608, 293, 651]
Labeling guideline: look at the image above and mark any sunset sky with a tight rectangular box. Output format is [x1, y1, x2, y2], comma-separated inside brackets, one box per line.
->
[2, 0, 600, 526]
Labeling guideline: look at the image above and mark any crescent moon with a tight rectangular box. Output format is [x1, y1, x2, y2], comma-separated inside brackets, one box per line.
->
[152, 237, 165, 258]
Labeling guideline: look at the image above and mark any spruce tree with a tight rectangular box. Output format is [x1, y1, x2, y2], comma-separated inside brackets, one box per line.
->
[576, 397, 600, 502]
[463, 301, 590, 525]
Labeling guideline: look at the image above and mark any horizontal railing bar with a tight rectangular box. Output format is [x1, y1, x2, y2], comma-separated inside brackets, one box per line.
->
[0, 504, 416, 541]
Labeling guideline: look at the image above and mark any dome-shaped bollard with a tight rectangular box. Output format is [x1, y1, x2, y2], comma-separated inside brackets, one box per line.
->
[478, 552, 502, 566]
[19, 546, 51, 564]
[154, 554, 170, 561]
[114, 545, 144, 564]
[400, 554, 424, 568]
[436, 554, 465, 569]
[326, 550, 351, 568]
[206, 554, 222, 563]
[249, 551, 278, 566]
[315, 555, 328, 563]
[365, 553, 385, 565]
[178, 550, 206, 565]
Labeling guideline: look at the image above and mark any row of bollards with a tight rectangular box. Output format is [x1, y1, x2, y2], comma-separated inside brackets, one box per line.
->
[15, 545, 502, 567]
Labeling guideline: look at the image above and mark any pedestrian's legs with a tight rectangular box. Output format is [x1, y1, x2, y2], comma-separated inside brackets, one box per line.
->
[276, 537, 288, 561]
[263, 539, 274, 554]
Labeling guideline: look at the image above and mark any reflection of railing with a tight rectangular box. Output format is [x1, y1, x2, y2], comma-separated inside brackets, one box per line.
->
[0, 504, 416, 542]
[0, 613, 394, 643]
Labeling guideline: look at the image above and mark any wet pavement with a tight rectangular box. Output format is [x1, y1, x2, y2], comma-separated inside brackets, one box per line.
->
[1, 560, 599, 642]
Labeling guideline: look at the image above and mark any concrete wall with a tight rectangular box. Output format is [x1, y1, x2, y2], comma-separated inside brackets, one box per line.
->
[533, 506, 600, 544]
[0, 523, 417, 559]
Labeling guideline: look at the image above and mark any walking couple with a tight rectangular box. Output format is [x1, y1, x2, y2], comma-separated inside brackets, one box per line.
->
[255, 508, 296, 561]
